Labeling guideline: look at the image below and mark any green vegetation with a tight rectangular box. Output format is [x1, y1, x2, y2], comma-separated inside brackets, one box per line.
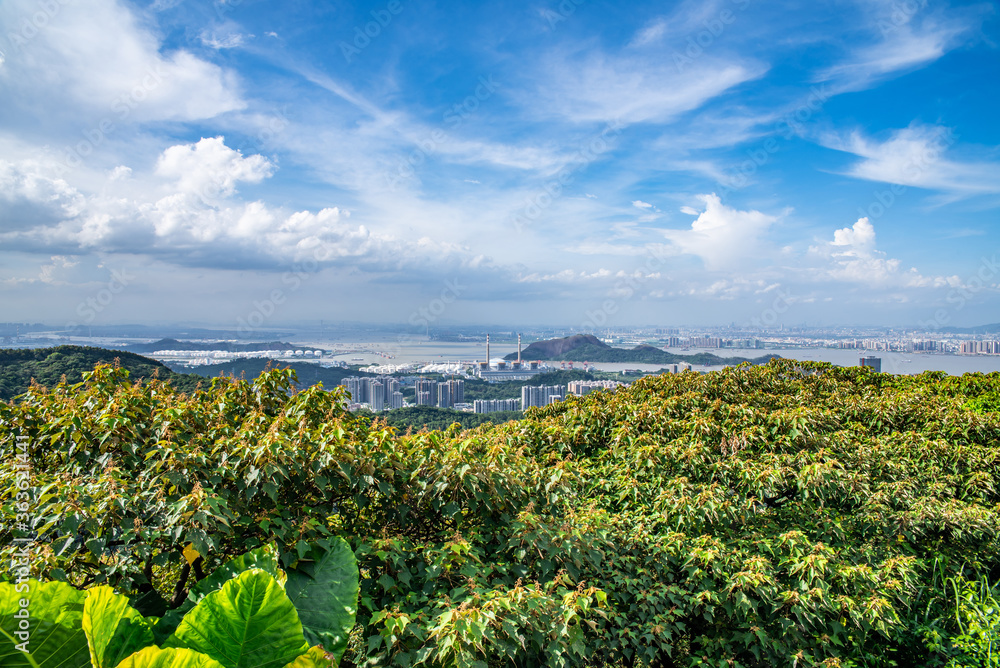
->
[364, 405, 524, 431]
[169, 358, 370, 389]
[0, 541, 359, 667]
[2, 360, 1000, 666]
[506, 334, 778, 366]
[0, 346, 202, 400]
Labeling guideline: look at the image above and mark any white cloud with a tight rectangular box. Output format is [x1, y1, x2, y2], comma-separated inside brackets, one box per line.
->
[155, 137, 273, 200]
[200, 32, 246, 50]
[0, 140, 487, 274]
[632, 200, 653, 209]
[816, 5, 980, 92]
[811, 217, 960, 288]
[523, 47, 767, 124]
[823, 124, 1000, 195]
[109, 166, 133, 181]
[661, 194, 779, 270]
[0, 0, 243, 123]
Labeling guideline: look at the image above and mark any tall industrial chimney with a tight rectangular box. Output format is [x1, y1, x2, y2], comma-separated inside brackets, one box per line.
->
[518, 333, 521, 363]
[486, 334, 490, 370]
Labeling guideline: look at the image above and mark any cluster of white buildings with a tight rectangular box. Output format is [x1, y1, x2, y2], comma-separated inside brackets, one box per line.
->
[960, 341, 1000, 355]
[153, 349, 324, 367]
[341, 376, 404, 412]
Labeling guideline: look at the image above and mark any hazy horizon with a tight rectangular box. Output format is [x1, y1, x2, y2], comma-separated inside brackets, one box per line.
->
[1, 1, 998, 330]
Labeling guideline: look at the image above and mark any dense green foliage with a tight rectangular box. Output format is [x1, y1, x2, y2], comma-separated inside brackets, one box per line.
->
[505, 335, 778, 366]
[367, 406, 525, 431]
[2, 361, 1000, 666]
[169, 358, 371, 389]
[0, 542, 358, 667]
[0, 347, 202, 400]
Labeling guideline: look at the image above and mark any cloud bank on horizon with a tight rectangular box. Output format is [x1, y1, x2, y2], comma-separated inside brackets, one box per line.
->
[0, 0, 997, 329]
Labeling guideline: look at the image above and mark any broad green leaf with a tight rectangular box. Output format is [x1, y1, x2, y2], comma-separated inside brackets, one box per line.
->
[114, 646, 226, 668]
[154, 544, 285, 644]
[285, 539, 359, 662]
[164, 569, 309, 668]
[83, 585, 155, 668]
[281, 647, 332, 668]
[0, 579, 90, 668]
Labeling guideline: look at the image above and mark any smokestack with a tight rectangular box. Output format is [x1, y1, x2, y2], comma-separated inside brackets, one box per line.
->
[518, 333, 521, 363]
[486, 334, 490, 370]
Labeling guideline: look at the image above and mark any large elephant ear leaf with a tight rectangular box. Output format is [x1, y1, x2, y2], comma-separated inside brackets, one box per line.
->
[0, 579, 91, 668]
[114, 646, 227, 668]
[153, 544, 284, 644]
[281, 647, 333, 668]
[285, 538, 359, 663]
[164, 569, 309, 668]
[84, 585, 155, 668]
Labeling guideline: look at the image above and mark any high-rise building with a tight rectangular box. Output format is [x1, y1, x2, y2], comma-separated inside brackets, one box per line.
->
[474, 398, 520, 413]
[437, 382, 452, 408]
[860, 357, 882, 373]
[414, 379, 436, 405]
[390, 391, 404, 410]
[521, 384, 568, 410]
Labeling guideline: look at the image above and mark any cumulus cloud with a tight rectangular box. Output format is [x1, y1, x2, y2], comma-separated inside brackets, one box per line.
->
[155, 137, 273, 200]
[661, 194, 779, 270]
[0, 139, 483, 273]
[811, 217, 959, 288]
[0, 0, 243, 123]
[632, 200, 653, 209]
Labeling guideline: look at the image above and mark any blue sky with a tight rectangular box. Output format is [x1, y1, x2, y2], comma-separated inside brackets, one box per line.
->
[1, 0, 998, 331]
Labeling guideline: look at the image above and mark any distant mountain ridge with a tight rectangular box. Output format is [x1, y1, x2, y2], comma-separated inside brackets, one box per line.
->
[505, 335, 779, 366]
[125, 338, 318, 353]
[939, 323, 1000, 335]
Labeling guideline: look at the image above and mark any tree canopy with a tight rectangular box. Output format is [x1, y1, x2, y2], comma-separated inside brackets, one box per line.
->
[2, 359, 999, 666]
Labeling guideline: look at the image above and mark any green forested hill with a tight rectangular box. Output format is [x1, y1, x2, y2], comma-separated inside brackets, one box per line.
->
[506, 334, 778, 365]
[168, 357, 371, 388]
[0, 345, 203, 400]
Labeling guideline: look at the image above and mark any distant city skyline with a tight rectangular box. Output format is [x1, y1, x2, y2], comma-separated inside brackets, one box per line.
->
[1, 1, 998, 327]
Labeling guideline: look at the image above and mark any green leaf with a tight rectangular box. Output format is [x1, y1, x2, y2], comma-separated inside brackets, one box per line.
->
[83, 585, 155, 668]
[280, 647, 332, 668]
[164, 569, 309, 668]
[114, 646, 227, 668]
[154, 544, 285, 644]
[0, 579, 91, 668]
[285, 538, 359, 663]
